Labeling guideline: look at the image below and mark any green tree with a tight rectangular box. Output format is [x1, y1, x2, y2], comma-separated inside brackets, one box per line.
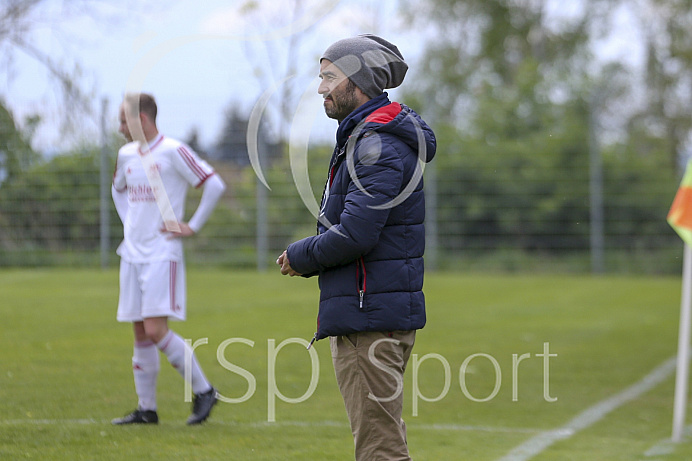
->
[0, 100, 38, 183]
[624, 0, 692, 170]
[403, 0, 680, 271]
[0, 144, 123, 265]
[405, 0, 597, 252]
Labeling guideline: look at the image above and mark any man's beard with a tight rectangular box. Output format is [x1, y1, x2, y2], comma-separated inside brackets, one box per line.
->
[325, 80, 359, 122]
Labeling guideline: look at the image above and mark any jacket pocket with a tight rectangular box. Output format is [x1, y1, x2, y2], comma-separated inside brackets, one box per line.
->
[356, 257, 367, 309]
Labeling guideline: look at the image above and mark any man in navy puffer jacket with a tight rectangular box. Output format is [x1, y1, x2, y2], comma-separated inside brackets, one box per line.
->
[277, 34, 436, 461]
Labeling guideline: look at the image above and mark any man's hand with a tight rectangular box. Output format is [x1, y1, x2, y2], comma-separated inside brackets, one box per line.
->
[161, 221, 196, 239]
[277, 250, 302, 277]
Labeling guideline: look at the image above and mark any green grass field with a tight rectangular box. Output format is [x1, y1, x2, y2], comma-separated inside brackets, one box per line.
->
[2, 268, 692, 460]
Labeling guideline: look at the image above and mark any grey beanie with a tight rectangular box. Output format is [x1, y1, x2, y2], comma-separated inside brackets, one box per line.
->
[321, 34, 408, 99]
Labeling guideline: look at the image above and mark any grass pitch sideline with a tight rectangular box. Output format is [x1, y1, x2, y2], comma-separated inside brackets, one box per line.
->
[1, 269, 691, 460]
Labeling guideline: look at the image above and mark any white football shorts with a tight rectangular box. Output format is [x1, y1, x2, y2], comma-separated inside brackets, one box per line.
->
[117, 260, 186, 322]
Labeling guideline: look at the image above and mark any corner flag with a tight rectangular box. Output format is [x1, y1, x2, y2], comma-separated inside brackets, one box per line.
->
[668, 160, 692, 443]
[668, 162, 692, 245]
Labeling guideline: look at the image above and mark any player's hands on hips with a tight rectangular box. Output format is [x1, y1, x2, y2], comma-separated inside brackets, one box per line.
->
[161, 221, 196, 239]
[277, 250, 302, 277]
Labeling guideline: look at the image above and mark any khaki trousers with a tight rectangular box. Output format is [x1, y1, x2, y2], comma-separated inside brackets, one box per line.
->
[330, 330, 416, 461]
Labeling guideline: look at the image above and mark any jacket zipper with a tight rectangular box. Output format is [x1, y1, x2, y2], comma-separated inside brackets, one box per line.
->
[307, 315, 320, 350]
[356, 257, 367, 309]
[307, 332, 317, 350]
[308, 146, 355, 349]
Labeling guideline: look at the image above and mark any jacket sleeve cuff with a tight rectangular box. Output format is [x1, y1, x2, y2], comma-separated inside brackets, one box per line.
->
[287, 237, 319, 276]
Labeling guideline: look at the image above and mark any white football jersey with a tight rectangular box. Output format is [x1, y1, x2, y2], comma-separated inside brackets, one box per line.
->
[113, 134, 215, 263]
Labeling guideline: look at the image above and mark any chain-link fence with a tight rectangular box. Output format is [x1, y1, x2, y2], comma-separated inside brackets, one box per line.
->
[0, 135, 682, 274]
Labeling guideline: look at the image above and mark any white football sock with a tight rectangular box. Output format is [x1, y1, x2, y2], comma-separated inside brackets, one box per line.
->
[157, 330, 212, 396]
[132, 340, 159, 411]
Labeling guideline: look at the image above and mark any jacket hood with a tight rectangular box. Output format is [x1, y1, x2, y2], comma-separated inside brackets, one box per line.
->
[363, 102, 437, 163]
[336, 93, 436, 163]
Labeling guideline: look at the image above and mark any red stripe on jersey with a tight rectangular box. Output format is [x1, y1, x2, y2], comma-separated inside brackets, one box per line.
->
[150, 136, 164, 150]
[195, 172, 216, 189]
[138, 136, 164, 155]
[170, 261, 177, 313]
[177, 146, 210, 182]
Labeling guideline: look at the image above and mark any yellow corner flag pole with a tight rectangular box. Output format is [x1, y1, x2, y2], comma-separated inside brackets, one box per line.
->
[667, 162, 692, 442]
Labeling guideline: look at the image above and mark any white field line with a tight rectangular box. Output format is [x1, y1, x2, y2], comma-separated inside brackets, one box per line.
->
[8, 355, 675, 460]
[496, 356, 678, 461]
[643, 424, 692, 458]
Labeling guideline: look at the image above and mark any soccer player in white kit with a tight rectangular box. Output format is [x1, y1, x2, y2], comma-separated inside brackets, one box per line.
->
[111, 93, 226, 425]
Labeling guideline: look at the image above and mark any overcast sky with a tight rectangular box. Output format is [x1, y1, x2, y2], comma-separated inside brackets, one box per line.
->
[2, 0, 415, 152]
[2, 0, 642, 154]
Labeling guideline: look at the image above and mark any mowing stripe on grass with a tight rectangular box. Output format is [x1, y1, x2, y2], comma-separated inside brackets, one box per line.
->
[497, 356, 677, 461]
[236, 421, 543, 434]
[0, 418, 543, 434]
[1, 419, 99, 425]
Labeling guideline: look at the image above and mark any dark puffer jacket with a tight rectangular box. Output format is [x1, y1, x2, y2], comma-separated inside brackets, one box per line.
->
[287, 93, 437, 341]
